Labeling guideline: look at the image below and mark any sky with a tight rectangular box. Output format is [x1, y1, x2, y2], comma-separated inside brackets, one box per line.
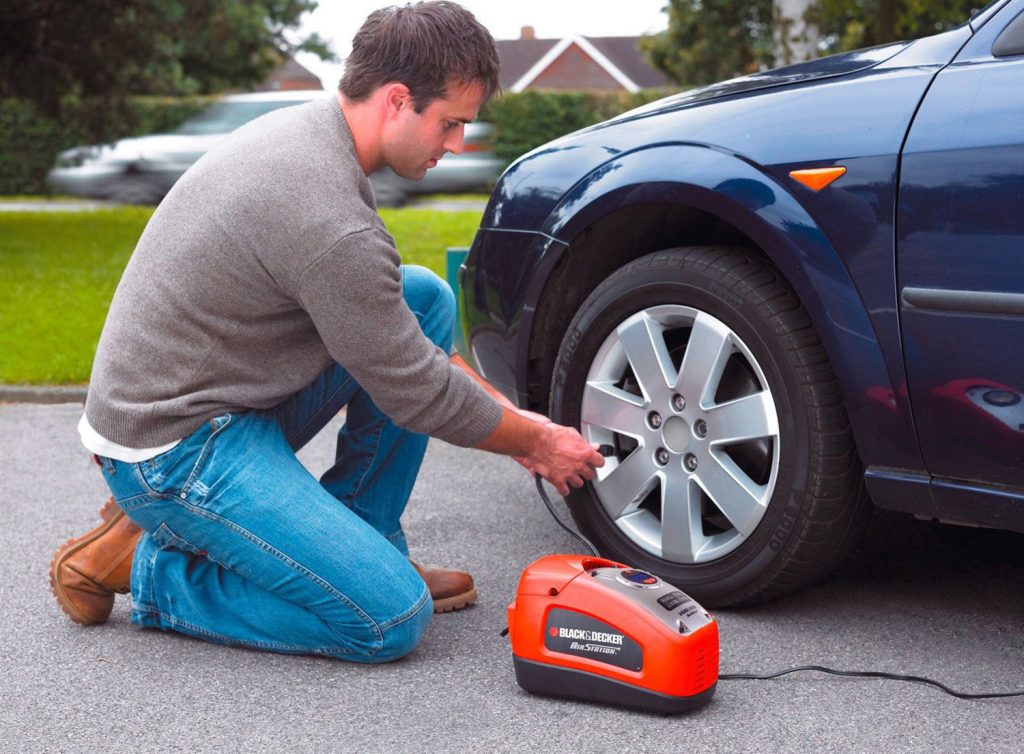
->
[292, 0, 670, 90]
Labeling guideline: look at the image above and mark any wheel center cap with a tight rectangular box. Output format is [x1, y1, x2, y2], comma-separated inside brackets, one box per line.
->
[661, 416, 690, 454]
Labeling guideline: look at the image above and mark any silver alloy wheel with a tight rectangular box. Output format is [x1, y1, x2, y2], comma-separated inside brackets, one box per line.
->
[580, 305, 780, 564]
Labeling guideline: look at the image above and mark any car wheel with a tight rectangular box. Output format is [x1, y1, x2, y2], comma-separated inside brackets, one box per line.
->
[107, 177, 164, 206]
[369, 171, 409, 208]
[550, 246, 869, 606]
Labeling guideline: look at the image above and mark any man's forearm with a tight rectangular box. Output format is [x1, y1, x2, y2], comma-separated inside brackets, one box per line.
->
[449, 352, 515, 409]
[450, 352, 538, 454]
[450, 352, 603, 494]
[475, 406, 548, 457]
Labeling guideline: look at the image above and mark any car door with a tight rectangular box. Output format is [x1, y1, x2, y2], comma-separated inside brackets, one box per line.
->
[897, 4, 1024, 501]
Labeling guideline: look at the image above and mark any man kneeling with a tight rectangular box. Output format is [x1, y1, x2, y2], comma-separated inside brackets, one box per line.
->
[50, 1, 602, 662]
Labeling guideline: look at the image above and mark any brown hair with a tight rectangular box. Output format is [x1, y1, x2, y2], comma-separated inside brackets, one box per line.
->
[340, 2, 501, 112]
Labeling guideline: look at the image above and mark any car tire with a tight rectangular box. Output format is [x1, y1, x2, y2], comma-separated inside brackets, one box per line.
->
[550, 246, 869, 607]
[369, 171, 409, 208]
[107, 177, 164, 206]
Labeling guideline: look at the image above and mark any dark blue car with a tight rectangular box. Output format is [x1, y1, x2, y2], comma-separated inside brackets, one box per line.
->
[461, 0, 1024, 606]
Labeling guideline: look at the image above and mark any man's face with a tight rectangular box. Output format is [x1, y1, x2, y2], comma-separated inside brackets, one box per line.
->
[382, 80, 486, 181]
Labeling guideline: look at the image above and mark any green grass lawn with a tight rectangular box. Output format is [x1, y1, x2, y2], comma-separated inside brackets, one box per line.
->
[0, 206, 483, 384]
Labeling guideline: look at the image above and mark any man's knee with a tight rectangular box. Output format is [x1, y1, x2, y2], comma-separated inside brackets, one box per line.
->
[374, 590, 433, 662]
[401, 265, 455, 352]
[342, 585, 431, 663]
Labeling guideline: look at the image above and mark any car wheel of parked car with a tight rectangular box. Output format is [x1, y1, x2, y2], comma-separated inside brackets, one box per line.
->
[369, 171, 409, 208]
[550, 246, 870, 606]
[107, 177, 164, 206]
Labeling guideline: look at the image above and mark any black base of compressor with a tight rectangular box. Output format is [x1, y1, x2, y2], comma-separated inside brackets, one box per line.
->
[512, 656, 716, 714]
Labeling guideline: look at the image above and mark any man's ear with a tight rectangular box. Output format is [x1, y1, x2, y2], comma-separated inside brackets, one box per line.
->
[382, 82, 413, 119]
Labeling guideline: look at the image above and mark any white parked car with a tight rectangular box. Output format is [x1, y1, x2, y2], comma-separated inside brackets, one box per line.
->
[47, 91, 501, 206]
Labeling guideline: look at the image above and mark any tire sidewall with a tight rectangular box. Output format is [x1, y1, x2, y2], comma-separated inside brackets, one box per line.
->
[551, 249, 812, 604]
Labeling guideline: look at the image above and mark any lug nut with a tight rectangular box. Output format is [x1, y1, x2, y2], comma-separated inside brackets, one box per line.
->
[694, 419, 708, 438]
[672, 394, 686, 412]
[684, 453, 698, 471]
[655, 448, 670, 466]
[647, 411, 662, 429]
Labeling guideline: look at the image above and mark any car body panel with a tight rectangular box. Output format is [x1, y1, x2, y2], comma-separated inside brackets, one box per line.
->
[464, 0, 1024, 530]
[49, 132, 225, 198]
[479, 27, 967, 234]
[603, 41, 910, 125]
[897, 5, 1024, 492]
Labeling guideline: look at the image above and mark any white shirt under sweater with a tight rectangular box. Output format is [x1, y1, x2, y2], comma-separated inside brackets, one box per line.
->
[78, 414, 178, 463]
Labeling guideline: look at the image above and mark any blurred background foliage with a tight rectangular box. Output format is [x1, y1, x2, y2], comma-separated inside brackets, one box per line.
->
[0, 0, 332, 143]
[484, 89, 673, 166]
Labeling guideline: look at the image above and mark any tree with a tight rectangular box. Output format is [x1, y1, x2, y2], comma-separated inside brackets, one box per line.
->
[811, 0, 981, 53]
[774, 0, 819, 66]
[640, 0, 775, 87]
[0, 0, 332, 141]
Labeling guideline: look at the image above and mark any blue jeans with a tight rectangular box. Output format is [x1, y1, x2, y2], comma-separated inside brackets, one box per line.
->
[95, 266, 453, 662]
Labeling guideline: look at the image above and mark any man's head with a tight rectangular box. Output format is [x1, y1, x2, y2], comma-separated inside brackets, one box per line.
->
[339, 2, 501, 180]
[341, 1, 499, 113]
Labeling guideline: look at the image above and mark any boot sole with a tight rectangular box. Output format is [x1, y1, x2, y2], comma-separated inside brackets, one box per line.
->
[49, 499, 124, 626]
[433, 586, 478, 613]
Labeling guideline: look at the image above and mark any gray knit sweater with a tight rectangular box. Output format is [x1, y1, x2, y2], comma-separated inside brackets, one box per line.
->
[85, 96, 502, 448]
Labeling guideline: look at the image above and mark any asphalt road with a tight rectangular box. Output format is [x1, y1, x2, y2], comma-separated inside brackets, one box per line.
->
[3, 402, 1024, 753]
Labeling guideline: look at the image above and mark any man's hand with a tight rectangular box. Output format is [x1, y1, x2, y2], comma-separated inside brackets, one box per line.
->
[525, 422, 605, 495]
[475, 407, 604, 495]
[453, 352, 603, 494]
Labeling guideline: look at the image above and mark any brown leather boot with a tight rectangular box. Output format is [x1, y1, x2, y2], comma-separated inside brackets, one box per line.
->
[49, 497, 142, 626]
[411, 561, 477, 613]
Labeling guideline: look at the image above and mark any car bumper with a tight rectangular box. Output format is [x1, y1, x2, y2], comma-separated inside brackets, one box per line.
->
[46, 165, 124, 198]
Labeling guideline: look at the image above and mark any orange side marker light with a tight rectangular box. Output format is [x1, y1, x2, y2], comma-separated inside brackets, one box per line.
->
[789, 166, 847, 191]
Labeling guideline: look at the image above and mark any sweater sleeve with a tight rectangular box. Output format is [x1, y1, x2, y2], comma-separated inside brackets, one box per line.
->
[296, 227, 503, 447]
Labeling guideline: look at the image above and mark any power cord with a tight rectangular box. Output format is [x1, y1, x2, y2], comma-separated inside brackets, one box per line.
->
[719, 666, 1024, 700]
[534, 476, 598, 557]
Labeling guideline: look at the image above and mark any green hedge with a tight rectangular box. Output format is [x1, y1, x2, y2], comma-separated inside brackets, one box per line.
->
[0, 96, 214, 195]
[485, 88, 678, 166]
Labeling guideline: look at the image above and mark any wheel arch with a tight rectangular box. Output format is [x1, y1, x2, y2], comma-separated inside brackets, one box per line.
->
[522, 143, 911, 470]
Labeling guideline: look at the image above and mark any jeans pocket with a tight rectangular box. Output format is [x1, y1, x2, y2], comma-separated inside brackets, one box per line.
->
[139, 414, 234, 500]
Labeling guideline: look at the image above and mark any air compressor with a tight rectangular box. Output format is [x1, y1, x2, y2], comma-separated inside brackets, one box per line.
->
[507, 552, 719, 714]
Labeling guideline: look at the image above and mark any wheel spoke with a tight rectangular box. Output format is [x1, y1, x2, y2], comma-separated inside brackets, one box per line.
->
[660, 466, 705, 562]
[695, 453, 766, 536]
[704, 391, 778, 444]
[617, 313, 676, 401]
[581, 381, 647, 437]
[595, 447, 658, 519]
[675, 312, 732, 407]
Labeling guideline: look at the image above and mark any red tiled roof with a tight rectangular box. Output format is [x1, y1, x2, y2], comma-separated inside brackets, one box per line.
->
[495, 38, 560, 90]
[495, 35, 669, 91]
[253, 56, 323, 92]
[586, 36, 669, 89]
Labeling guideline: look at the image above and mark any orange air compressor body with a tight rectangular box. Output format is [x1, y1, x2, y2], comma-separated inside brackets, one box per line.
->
[507, 554, 720, 713]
